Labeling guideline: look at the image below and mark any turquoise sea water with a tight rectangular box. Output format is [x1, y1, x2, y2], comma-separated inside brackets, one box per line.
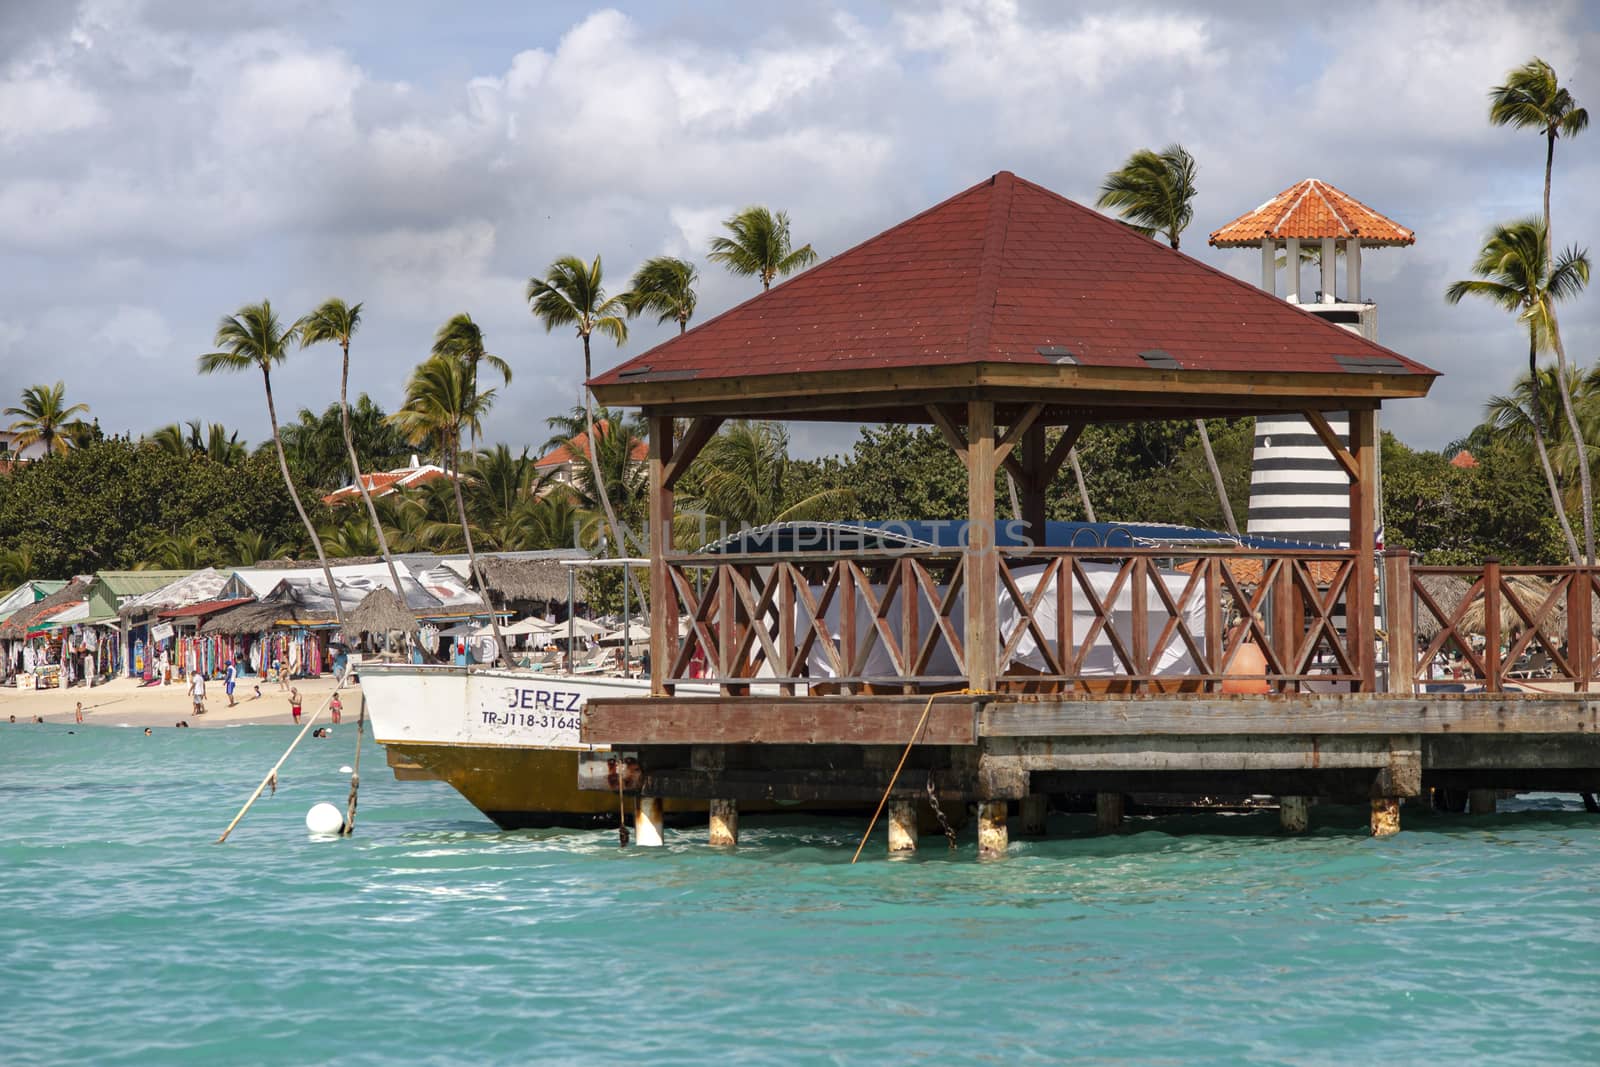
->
[3, 724, 1598, 1065]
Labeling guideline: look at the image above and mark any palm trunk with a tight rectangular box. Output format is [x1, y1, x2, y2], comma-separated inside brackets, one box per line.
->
[262, 367, 348, 635]
[1069, 447, 1096, 523]
[581, 332, 627, 556]
[1195, 419, 1239, 536]
[451, 438, 512, 668]
[1544, 128, 1555, 264]
[338, 339, 414, 631]
[1527, 334, 1582, 563]
[1004, 470, 1022, 521]
[1546, 312, 1593, 563]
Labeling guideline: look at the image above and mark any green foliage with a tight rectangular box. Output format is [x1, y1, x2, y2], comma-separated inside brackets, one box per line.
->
[0, 436, 313, 577]
[1489, 57, 1589, 140]
[623, 256, 699, 332]
[277, 395, 414, 491]
[1096, 144, 1198, 249]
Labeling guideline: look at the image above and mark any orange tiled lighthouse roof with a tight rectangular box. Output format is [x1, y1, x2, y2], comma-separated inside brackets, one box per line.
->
[1209, 179, 1414, 248]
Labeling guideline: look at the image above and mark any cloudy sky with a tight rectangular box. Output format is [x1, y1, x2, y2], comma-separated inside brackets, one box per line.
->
[1, 0, 1596, 459]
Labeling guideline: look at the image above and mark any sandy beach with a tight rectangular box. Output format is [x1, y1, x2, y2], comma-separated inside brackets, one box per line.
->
[0, 674, 359, 728]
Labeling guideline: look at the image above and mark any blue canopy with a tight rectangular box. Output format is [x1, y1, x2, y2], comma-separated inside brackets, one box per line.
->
[699, 520, 1331, 554]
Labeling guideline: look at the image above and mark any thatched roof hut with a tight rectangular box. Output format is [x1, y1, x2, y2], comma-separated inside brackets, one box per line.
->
[0, 577, 91, 640]
[200, 587, 335, 635]
[1412, 574, 1471, 641]
[473, 556, 571, 603]
[346, 586, 419, 636]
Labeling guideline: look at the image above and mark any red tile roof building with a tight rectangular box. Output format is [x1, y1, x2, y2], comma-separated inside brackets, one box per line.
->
[592, 171, 1435, 398]
[322, 457, 455, 505]
[535, 421, 647, 490]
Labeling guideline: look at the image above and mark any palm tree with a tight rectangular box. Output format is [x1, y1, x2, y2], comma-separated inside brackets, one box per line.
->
[197, 301, 348, 632]
[541, 406, 649, 547]
[431, 313, 512, 450]
[707, 206, 818, 291]
[1486, 365, 1583, 562]
[4, 382, 90, 456]
[1448, 219, 1591, 561]
[390, 355, 511, 666]
[1096, 144, 1199, 249]
[231, 530, 291, 566]
[1096, 145, 1237, 536]
[0, 546, 36, 588]
[682, 421, 856, 529]
[1489, 57, 1588, 261]
[527, 255, 630, 555]
[300, 298, 411, 621]
[149, 531, 210, 570]
[624, 256, 699, 333]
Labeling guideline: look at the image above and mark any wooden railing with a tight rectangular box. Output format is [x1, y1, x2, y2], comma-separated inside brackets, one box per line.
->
[660, 546, 1368, 696]
[1407, 557, 1598, 692]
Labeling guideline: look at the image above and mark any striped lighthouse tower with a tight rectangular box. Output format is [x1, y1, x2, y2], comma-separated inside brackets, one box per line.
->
[1209, 180, 1415, 546]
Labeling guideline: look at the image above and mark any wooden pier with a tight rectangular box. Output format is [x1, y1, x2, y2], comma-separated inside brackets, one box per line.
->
[575, 171, 1599, 855]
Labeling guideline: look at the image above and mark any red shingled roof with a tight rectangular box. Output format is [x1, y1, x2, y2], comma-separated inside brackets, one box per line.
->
[592, 172, 1435, 390]
[1209, 179, 1414, 247]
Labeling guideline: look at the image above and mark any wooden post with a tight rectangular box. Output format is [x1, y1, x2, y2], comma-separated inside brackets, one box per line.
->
[1020, 424, 1047, 545]
[1279, 795, 1309, 833]
[1567, 568, 1592, 693]
[1483, 557, 1502, 693]
[647, 414, 675, 697]
[636, 796, 665, 847]
[1382, 548, 1417, 696]
[1468, 789, 1497, 815]
[708, 798, 738, 847]
[1349, 407, 1378, 691]
[887, 797, 917, 854]
[966, 400, 998, 692]
[1095, 792, 1124, 834]
[1020, 794, 1048, 836]
[977, 800, 1008, 858]
[1370, 797, 1400, 837]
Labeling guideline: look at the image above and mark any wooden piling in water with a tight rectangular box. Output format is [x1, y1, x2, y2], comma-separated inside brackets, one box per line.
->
[1096, 793, 1124, 834]
[1019, 794, 1048, 836]
[1370, 797, 1400, 837]
[708, 798, 738, 847]
[1468, 789, 1496, 815]
[636, 796, 665, 847]
[1279, 795, 1309, 833]
[887, 798, 917, 854]
[977, 801, 1008, 858]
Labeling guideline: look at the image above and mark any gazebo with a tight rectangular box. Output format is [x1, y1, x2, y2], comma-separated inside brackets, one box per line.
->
[583, 171, 1457, 850]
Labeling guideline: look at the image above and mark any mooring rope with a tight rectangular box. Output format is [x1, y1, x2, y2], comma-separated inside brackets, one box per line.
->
[215, 665, 355, 844]
[341, 689, 365, 837]
[850, 691, 943, 864]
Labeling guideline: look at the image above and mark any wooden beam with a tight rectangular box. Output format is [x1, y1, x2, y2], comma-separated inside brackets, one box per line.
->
[979, 694, 1600, 736]
[993, 401, 1045, 465]
[1019, 424, 1046, 542]
[926, 403, 968, 463]
[967, 399, 998, 691]
[1040, 423, 1085, 489]
[1301, 409, 1359, 482]
[983, 735, 1418, 775]
[583, 696, 982, 746]
[647, 414, 676, 696]
[660, 415, 723, 490]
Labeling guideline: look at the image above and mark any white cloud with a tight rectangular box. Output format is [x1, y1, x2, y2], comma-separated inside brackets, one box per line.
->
[0, 71, 104, 141]
[91, 304, 173, 360]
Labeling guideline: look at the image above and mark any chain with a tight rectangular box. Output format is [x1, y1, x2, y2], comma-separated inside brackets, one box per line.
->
[926, 770, 957, 851]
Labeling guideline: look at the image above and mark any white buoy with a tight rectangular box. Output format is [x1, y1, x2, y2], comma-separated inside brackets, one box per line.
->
[306, 802, 345, 836]
[339, 765, 353, 774]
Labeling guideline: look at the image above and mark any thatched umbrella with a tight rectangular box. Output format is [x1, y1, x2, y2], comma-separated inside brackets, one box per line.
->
[1412, 574, 1471, 641]
[474, 557, 571, 604]
[346, 586, 418, 637]
[1456, 575, 1563, 639]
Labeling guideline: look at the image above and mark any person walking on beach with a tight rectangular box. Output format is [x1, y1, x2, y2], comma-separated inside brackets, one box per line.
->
[75, 701, 84, 724]
[288, 685, 302, 725]
[224, 660, 238, 707]
[190, 670, 206, 716]
[329, 693, 342, 725]
[160, 649, 171, 686]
